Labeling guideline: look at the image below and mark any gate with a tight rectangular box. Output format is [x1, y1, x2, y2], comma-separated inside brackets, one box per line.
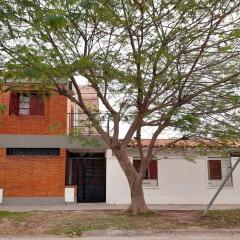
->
[67, 154, 106, 203]
[78, 157, 106, 202]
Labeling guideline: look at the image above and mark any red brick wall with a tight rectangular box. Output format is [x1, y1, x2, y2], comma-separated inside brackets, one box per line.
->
[0, 148, 5, 164]
[0, 148, 66, 197]
[0, 148, 5, 189]
[0, 91, 67, 135]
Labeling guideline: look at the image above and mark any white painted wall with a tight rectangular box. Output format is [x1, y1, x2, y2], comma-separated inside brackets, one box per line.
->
[64, 187, 75, 203]
[106, 150, 131, 204]
[106, 149, 240, 204]
[0, 188, 3, 204]
[66, 98, 72, 134]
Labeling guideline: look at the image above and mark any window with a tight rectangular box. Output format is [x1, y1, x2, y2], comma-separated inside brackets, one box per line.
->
[6, 148, 60, 156]
[207, 158, 233, 187]
[19, 95, 30, 115]
[133, 159, 158, 180]
[133, 159, 158, 187]
[9, 92, 45, 116]
[208, 160, 222, 180]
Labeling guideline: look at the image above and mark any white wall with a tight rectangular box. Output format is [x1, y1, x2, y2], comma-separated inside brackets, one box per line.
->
[66, 98, 72, 134]
[106, 149, 240, 204]
[65, 187, 75, 203]
[0, 188, 3, 204]
[106, 150, 131, 204]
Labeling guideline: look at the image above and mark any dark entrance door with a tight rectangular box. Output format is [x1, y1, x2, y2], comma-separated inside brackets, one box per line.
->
[66, 153, 106, 203]
[78, 157, 106, 202]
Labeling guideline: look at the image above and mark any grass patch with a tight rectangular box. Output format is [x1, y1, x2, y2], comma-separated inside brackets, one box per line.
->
[48, 210, 182, 236]
[201, 209, 240, 228]
[2, 209, 240, 236]
[0, 211, 31, 234]
[0, 211, 30, 221]
[67, 225, 95, 237]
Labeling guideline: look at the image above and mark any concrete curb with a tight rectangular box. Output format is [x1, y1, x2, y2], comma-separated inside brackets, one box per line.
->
[82, 229, 240, 237]
[1, 230, 240, 239]
[1, 204, 240, 212]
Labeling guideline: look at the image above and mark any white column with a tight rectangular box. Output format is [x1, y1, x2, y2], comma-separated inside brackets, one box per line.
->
[0, 189, 3, 204]
[105, 149, 131, 204]
[64, 187, 75, 203]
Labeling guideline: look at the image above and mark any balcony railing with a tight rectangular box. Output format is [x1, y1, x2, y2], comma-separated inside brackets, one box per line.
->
[67, 113, 107, 135]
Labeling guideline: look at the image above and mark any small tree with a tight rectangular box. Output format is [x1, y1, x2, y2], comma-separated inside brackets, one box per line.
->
[0, 0, 240, 214]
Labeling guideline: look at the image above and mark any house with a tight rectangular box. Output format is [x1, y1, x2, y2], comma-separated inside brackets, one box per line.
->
[0, 83, 240, 205]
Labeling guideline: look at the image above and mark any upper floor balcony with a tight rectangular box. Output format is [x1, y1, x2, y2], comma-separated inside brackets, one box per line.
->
[67, 112, 109, 136]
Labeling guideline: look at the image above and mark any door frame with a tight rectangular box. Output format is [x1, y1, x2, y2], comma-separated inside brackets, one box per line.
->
[66, 153, 106, 203]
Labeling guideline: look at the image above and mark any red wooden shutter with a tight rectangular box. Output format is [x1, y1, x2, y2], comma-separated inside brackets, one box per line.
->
[9, 92, 20, 115]
[208, 160, 222, 180]
[149, 160, 157, 179]
[30, 94, 44, 115]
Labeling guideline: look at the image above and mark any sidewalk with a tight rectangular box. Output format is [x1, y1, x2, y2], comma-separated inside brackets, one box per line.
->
[1, 203, 240, 212]
[1, 230, 240, 240]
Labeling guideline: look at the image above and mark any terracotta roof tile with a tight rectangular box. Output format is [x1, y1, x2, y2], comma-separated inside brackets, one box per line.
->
[127, 139, 240, 149]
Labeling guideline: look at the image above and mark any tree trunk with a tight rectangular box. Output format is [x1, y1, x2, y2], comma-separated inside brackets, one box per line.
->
[114, 147, 149, 214]
[127, 177, 149, 214]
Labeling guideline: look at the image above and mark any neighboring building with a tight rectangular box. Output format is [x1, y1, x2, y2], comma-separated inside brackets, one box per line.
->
[0, 84, 240, 205]
[107, 142, 240, 205]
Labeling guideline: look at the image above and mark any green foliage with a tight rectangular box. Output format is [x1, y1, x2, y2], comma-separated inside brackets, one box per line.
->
[0, 211, 30, 222]
[0, 104, 7, 114]
[175, 114, 200, 132]
[230, 29, 240, 38]
[0, 0, 239, 151]
[48, 122, 62, 132]
[73, 56, 94, 71]
[68, 131, 102, 149]
[229, 95, 240, 104]
[79, 0, 92, 9]
[219, 45, 232, 52]
[17, 0, 36, 8]
[68, 225, 94, 237]
[81, 137, 102, 148]
[183, 155, 196, 163]
[45, 15, 68, 29]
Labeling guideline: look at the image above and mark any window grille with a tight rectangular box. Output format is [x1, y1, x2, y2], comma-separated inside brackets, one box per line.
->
[6, 148, 60, 156]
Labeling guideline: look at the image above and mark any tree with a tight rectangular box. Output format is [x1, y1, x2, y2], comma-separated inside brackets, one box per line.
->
[0, 0, 240, 214]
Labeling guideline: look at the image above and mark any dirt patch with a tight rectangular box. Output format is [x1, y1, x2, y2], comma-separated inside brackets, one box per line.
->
[0, 209, 240, 237]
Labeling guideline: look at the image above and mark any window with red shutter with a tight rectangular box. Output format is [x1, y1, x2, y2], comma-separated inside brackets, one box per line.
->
[30, 94, 44, 115]
[9, 92, 20, 115]
[9, 92, 45, 116]
[149, 160, 158, 179]
[133, 160, 148, 179]
[208, 160, 222, 180]
[133, 159, 157, 180]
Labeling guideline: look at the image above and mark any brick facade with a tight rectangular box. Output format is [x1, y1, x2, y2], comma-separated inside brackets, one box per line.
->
[0, 148, 66, 197]
[0, 148, 5, 164]
[0, 91, 67, 135]
[0, 87, 68, 200]
[0, 85, 101, 201]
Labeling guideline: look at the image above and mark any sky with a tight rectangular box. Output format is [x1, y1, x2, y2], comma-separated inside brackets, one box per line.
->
[75, 75, 179, 139]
